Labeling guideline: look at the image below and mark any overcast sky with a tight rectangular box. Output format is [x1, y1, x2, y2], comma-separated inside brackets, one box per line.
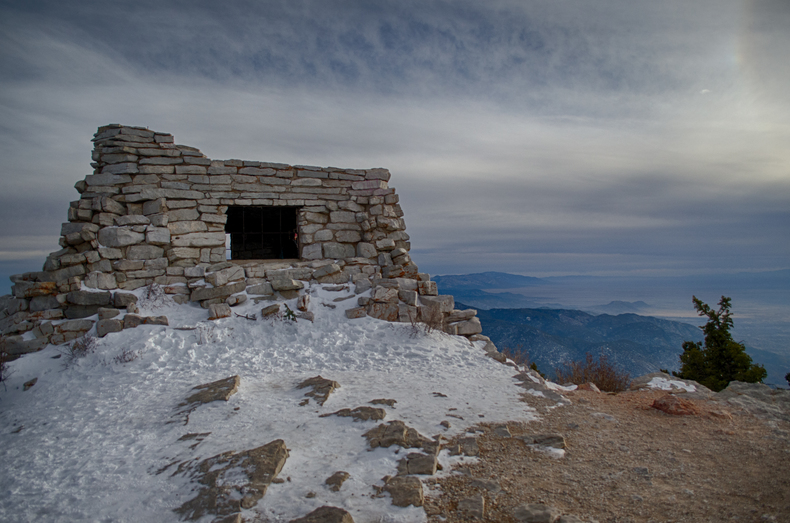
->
[1, 0, 788, 285]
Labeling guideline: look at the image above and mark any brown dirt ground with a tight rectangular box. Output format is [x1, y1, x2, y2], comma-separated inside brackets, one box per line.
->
[425, 388, 790, 523]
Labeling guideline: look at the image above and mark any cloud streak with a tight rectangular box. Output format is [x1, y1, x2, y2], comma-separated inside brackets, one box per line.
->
[0, 0, 788, 287]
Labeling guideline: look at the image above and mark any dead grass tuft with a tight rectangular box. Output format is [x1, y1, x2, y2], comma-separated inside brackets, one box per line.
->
[555, 352, 631, 392]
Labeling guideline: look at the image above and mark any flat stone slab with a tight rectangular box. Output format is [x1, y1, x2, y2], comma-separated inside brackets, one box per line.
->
[181, 375, 240, 406]
[320, 406, 386, 422]
[175, 375, 240, 424]
[364, 420, 437, 454]
[298, 375, 340, 406]
[174, 439, 288, 520]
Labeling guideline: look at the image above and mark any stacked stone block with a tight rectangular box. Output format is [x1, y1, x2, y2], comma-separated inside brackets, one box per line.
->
[0, 124, 481, 359]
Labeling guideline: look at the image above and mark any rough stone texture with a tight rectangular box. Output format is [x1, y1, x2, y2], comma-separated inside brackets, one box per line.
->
[297, 375, 340, 406]
[382, 475, 424, 507]
[512, 504, 562, 523]
[96, 319, 123, 337]
[320, 406, 386, 422]
[289, 506, 354, 523]
[2, 124, 486, 359]
[396, 452, 438, 476]
[180, 376, 241, 410]
[208, 303, 232, 320]
[458, 494, 486, 518]
[363, 420, 435, 453]
[174, 439, 288, 520]
[651, 394, 700, 416]
[324, 471, 351, 492]
[261, 304, 280, 317]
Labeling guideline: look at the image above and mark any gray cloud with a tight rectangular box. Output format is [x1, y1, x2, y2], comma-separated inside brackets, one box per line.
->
[0, 0, 788, 290]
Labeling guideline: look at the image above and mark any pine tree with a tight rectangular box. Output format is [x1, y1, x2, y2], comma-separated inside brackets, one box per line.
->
[674, 296, 766, 392]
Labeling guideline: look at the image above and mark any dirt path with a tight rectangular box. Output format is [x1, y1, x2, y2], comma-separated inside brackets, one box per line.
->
[425, 389, 790, 522]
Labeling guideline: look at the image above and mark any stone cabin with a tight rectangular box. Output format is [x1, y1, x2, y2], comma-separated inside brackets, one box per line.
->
[0, 125, 482, 357]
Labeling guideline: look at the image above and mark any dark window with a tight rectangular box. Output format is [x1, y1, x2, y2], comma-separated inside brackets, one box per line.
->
[225, 206, 299, 260]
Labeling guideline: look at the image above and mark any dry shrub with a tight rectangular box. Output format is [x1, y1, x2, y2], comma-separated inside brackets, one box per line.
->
[555, 352, 631, 392]
[501, 345, 546, 377]
[113, 347, 141, 364]
[62, 334, 98, 366]
[0, 349, 10, 386]
[137, 283, 174, 311]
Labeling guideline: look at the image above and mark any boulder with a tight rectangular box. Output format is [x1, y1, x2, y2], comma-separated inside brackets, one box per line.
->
[96, 319, 123, 337]
[382, 476, 423, 507]
[208, 303, 232, 320]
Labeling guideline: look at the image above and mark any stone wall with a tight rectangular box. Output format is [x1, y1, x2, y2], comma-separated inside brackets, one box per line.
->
[0, 124, 482, 358]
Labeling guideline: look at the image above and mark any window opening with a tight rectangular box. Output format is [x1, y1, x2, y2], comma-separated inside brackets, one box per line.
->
[224, 206, 299, 260]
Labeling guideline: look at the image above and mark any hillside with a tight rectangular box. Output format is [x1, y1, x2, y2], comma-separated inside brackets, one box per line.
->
[464, 304, 702, 378]
[2, 284, 789, 522]
[0, 284, 545, 522]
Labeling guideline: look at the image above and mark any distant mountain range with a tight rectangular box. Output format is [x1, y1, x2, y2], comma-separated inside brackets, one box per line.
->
[436, 271, 790, 387]
[461, 302, 700, 379]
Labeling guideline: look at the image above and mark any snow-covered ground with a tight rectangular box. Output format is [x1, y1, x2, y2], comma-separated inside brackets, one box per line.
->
[1, 284, 543, 522]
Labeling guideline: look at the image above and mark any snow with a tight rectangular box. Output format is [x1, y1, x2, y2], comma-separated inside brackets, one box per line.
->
[0, 284, 544, 522]
[645, 376, 697, 393]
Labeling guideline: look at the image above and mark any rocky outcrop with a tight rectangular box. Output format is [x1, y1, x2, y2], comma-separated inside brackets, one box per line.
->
[174, 439, 288, 520]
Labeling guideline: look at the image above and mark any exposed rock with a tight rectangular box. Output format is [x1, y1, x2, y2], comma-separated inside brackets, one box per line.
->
[260, 304, 280, 317]
[370, 398, 397, 407]
[492, 423, 512, 438]
[298, 375, 340, 406]
[174, 439, 288, 520]
[297, 293, 310, 311]
[113, 292, 138, 308]
[179, 376, 240, 411]
[397, 452, 438, 476]
[67, 290, 112, 306]
[651, 394, 700, 416]
[513, 503, 562, 523]
[345, 306, 367, 319]
[271, 279, 304, 291]
[325, 471, 351, 492]
[469, 478, 502, 493]
[320, 406, 386, 422]
[143, 315, 168, 326]
[96, 318, 123, 337]
[297, 311, 315, 322]
[717, 381, 790, 422]
[519, 434, 566, 449]
[363, 420, 436, 454]
[381, 475, 423, 507]
[123, 314, 144, 329]
[458, 494, 486, 518]
[576, 382, 601, 393]
[208, 303, 232, 320]
[289, 506, 354, 523]
[23, 378, 37, 391]
[97, 307, 120, 320]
